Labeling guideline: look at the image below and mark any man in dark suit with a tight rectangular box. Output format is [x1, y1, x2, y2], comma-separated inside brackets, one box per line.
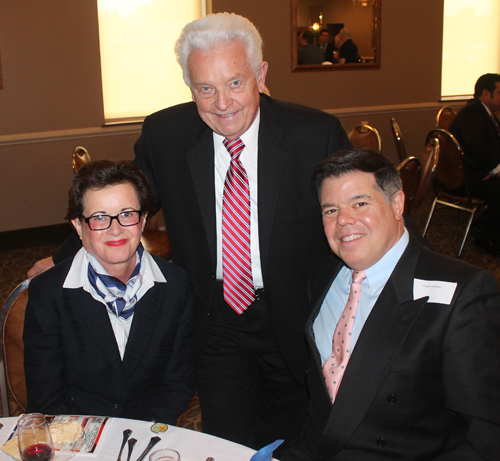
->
[449, 73, 500, 256]
[283, 148, 500, 460]
[26, 12, 349, 451]
[337, 28, 358, 64]
[318, 29, 336, 64]
[134, 12, 350, 452]
[298, 31, 325, 65]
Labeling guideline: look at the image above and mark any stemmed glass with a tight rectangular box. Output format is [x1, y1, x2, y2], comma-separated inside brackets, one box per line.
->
[149, 448, 180, 461]
[18, 413, 54, 461]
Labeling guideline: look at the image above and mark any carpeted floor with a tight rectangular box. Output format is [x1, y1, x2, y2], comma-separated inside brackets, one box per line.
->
[0, 196, 499, 425]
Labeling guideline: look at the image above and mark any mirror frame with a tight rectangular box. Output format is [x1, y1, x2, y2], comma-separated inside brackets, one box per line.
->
[291, 0, 381, 72]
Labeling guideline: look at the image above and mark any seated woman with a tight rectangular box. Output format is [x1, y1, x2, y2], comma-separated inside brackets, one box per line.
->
[24, 160, 195, 424]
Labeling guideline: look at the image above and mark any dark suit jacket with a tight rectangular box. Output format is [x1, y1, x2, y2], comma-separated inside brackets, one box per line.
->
[285, 237, 500, 460]
[449, 99, 500, 184]
[133, 94, 351, 383]
[298, 44, 325, 65]
[24, 255, 196, 424]
[339, 39, 358, 64]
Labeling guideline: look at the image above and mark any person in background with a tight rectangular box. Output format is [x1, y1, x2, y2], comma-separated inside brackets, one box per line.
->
[449, 73, 500, 256]
[298, 30, 325, 65]
[318, 29, 336, 63]
[24, 160, 195, 423]
[283, 148, 500, 460]
[337, 28, 358, 64]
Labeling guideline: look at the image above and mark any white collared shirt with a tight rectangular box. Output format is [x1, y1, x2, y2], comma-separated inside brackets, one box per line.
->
[213, 110, 263, 288]
[314, 229, 409, 364]
[63, 248, 166, 359]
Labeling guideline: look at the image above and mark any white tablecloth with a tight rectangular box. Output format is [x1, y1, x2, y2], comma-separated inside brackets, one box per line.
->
[0, 416, 258, 461]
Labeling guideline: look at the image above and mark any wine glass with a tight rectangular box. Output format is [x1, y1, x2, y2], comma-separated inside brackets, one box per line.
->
[149, 448, 180, 461]
[18, 413, 54, 461]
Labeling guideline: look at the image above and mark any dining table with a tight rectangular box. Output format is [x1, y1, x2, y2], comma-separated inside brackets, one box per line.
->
[0, 415, 274, 461]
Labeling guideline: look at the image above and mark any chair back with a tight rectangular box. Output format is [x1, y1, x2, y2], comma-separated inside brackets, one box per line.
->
[425, 129, 464, 191]
[414, 137, 440, 209]
[390, 117, 407, 163]
[0, 279, 30, 417]
[397, 156, 421, 215]
[436, 106, 457, 131]
[348, 125, 382, 152]
[72, 146, 92, 174]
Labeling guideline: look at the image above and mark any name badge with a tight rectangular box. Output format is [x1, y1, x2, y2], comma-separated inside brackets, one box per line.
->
[413, 279, 457, 305]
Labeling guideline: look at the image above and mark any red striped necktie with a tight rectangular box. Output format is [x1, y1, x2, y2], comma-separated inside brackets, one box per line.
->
[222, 138, 255, 314]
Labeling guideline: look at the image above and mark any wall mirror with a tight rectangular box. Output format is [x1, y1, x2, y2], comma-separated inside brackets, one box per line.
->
[291, 0, 381, 71]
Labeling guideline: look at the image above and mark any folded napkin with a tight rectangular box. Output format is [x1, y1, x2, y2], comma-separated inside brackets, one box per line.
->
[250, 439, 284, 461]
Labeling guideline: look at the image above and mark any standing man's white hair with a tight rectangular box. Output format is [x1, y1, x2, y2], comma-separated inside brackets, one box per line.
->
[175, 12, 264, 88]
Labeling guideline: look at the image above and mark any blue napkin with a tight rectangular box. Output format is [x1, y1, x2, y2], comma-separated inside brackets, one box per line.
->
[250, 439, 284, 461]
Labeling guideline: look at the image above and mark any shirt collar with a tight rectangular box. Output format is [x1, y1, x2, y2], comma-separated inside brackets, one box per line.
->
[364, 227, 409, 289]
[213, 108, 260, 160]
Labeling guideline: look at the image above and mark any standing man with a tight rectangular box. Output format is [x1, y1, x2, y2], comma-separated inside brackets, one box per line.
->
[284, 149, 500, 460]
[337, 28, 358, 64]
[449, 73, 500, 256]
[318, 29, 335, 63]
[135, 13, 350, 451]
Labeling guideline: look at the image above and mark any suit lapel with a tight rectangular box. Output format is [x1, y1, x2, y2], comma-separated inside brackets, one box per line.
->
[256, 96, 288, 275]
[314, 239, 430, 457]
[122, 284, 163, 375]
[185, 120, 217, 266]
[71, 289, 125, 378]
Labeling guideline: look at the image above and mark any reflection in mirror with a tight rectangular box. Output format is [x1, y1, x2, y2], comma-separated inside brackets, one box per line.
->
[291, 0, 380, 71]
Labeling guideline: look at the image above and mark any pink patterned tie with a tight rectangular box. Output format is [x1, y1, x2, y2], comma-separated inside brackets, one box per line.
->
[222, 138, 255, 314]
[322, 270, 366, 403]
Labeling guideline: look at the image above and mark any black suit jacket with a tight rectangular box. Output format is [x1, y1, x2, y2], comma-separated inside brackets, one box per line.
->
[449, 99, 500, 184]
[285, 237, 500, 460]
[24, 255, 196, 424]
[133, 94, 351, 383]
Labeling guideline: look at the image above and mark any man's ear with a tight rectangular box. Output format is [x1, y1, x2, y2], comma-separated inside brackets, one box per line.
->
[392, 190, 405, 220]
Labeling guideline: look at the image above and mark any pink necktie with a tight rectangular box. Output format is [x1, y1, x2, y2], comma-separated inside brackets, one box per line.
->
[222, 138, 255, 314]
[322, 270, 366, 403]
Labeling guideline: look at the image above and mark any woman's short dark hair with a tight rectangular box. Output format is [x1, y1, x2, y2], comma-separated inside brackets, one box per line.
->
[312, 148, 402, 203]
[65, 160, 156, 221]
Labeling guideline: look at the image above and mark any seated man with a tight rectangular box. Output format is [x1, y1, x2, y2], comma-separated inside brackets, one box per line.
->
[24, 160, 195, 423]
[449, 73, 500, 256]
[298, 31, 325, 65]
[283, 148, 500, 460]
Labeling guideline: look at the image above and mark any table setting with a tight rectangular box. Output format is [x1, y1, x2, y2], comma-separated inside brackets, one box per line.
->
[0, 415, 280, 461]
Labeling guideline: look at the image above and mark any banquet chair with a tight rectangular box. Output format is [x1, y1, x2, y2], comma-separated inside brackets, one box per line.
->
[0, 279, 29, 417]
[422, 129, 486, 257]
[436, 106, 457, 131]
[347, 125, 382, 152]
[397, 156, 421, 215]
[71, 147, 172, 260]
[390, 117, 408, 163]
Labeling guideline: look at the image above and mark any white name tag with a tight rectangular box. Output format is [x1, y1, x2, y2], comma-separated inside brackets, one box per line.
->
[413, 279, 457, 305]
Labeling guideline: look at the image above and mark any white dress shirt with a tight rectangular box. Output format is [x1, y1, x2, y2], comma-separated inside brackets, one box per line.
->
[63, 247, 166, 359]
[314, 228, 409, 364]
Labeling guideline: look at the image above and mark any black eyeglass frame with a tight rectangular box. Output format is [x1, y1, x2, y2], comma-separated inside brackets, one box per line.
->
[82, 210, 143, 231]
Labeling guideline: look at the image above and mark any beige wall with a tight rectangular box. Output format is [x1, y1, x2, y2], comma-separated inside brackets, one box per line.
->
[0, 0, 454, 233]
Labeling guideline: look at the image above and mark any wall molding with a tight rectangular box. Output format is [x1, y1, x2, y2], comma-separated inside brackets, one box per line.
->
[325, 101, 465, 117]
[0, 101, 467, 147]
[0, 123, 142, 147]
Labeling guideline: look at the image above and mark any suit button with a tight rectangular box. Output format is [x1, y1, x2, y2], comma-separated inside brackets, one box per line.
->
[376, 438, 386, 447]
[113, 403, 119, 411]
[387, 394, 397, 404]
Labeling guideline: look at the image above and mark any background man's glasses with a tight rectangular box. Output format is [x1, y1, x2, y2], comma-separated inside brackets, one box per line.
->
[83, 210, 142, 231]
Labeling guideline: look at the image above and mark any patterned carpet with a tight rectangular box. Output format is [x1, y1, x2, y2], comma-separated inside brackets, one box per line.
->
[0, 198, 499, 425]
